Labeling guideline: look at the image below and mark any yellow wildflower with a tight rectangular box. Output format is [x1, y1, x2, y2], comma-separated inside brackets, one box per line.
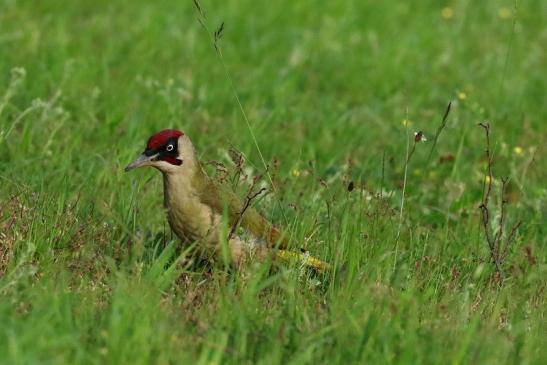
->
[498, 7, 511, 19]
[291, 169, 301, 177]
[458, 91, 467, 100]
[513, 146, 523, 155]
[441, 7, 454, 19]
[402, 119, 413, 127]
[485, 175, 492, 184]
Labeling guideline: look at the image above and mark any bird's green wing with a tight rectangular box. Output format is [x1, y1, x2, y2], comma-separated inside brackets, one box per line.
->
[196, 169, 330, 272]
[197, 175, 289, 249]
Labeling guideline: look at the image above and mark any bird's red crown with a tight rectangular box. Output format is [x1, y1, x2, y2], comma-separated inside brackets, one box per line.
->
[147, 129, 184, 149]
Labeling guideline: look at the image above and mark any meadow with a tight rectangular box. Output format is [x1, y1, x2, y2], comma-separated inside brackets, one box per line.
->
[0, 0, 545, 363]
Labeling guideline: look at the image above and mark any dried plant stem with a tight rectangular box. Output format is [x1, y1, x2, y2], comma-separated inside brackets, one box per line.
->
[477, 122, 521, 284]
[228, 185, 267, 241]
[393, 102, 451, 272]
[427, 101, 452, 163]
[394, 109, 411, 271]
[192, 1, 289, 226]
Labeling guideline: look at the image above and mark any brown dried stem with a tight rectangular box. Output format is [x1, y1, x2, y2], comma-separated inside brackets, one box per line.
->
[227, 181, 267, 241]
[477, 122, 521, 284]
[427, 101, 452, 163]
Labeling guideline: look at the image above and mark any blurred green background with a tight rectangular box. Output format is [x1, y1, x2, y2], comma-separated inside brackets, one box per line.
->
[0, 0, 545, 364]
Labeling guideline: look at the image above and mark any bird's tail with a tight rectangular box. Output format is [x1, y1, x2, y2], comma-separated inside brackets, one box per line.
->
[275, 249, 330, 273]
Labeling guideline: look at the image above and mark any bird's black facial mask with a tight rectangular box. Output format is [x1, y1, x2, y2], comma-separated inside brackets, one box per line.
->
[144, 136, 183, 166]
[124, 129, 185, 172]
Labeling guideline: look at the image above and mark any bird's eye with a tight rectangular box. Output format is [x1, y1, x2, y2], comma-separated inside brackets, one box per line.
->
[166, 144, 174, 152]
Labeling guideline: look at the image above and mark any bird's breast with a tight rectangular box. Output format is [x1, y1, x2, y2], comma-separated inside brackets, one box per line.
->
[162, 172, 268, 264]
[163, 173, 221, 244]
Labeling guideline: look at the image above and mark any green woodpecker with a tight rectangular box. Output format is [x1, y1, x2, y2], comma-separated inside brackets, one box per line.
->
[125, 129, 328, 272]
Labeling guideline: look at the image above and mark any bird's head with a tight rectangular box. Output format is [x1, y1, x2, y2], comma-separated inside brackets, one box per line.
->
[124, 129, 196, 174]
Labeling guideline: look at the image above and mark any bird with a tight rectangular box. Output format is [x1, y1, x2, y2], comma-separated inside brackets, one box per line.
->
[125, 129, 329, 272]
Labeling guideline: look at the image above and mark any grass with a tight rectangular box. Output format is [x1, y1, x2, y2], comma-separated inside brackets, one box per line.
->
[0, 0, 545, 363]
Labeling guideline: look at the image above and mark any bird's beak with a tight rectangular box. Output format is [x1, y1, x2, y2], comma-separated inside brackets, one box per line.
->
[124, 153, 157, 172]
